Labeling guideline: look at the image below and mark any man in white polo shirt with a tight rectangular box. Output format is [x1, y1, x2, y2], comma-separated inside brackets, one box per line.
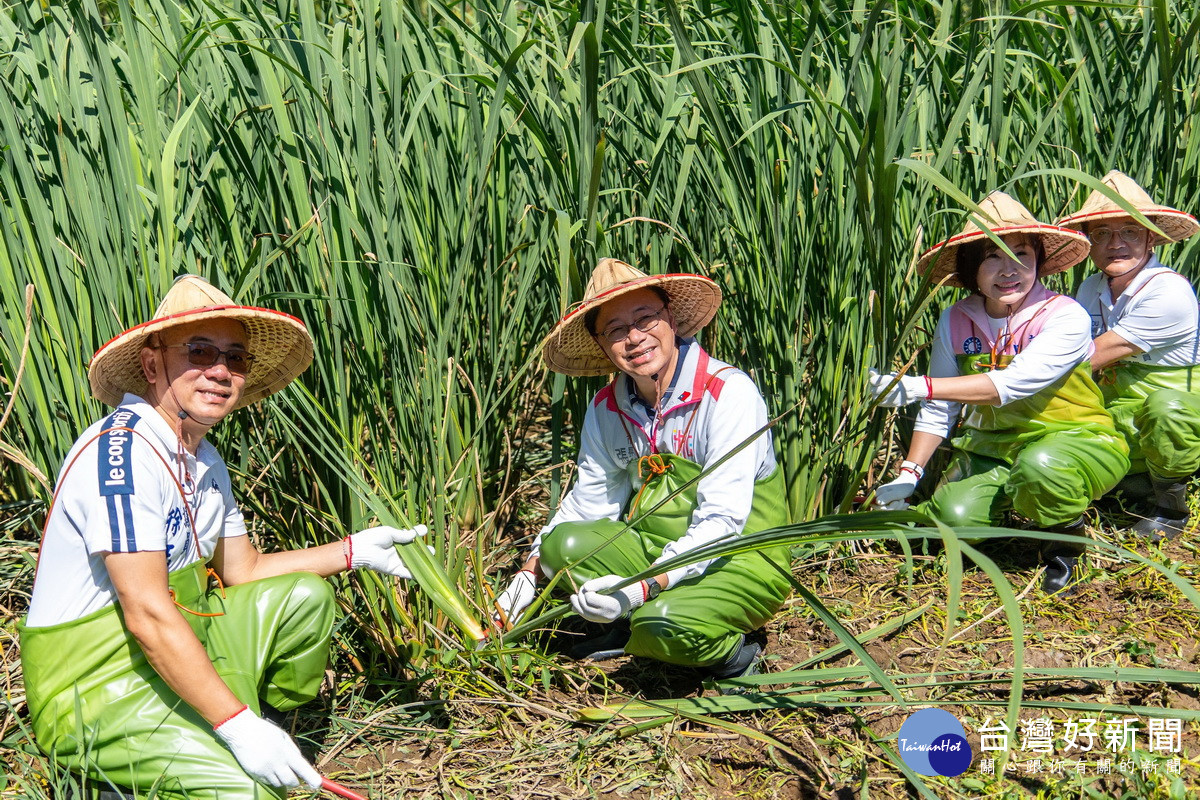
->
[20, 276, 426, 798]
[1059, 171, 1200, 540]
[492, 259, 791, 679]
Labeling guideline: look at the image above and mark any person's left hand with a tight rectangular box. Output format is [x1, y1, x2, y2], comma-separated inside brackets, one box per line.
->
[570, 575, 645, 623]
[349, 525, 429, 578]
[868, 368, 930, 408]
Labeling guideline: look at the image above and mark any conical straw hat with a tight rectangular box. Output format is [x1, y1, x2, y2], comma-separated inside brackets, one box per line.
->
[917, 191, 1091, 288]
[88, 275, 314, 409]
[1056, 169, 1199, 246]
[540, 259, 722, 376]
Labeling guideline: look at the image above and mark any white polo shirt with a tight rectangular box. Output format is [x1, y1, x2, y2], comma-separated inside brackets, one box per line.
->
[25, 394, 247, 627]
[530, 340, 775, 585]
[1075, 257, 1200, 367]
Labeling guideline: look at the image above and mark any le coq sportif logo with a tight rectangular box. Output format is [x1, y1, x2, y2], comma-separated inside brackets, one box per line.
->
[897, 708, 974, 777]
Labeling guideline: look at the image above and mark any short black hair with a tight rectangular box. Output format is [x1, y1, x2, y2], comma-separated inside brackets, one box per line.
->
[584, 284, 671, 336]
[955, 233, 1045, 292]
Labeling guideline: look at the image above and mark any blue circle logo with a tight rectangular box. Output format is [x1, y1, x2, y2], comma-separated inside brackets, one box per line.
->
[896, 708, 973, 776]
[963, 336, 983, 355]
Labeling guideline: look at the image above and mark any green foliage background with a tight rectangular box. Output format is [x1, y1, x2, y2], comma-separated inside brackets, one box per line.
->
[3, 0, 1200, 647]
[6, 2, 1200, 795]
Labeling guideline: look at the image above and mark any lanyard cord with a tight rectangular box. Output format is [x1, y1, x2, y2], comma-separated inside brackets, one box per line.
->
[32, 424, 225, 618]
[974, 295, 1060, 372]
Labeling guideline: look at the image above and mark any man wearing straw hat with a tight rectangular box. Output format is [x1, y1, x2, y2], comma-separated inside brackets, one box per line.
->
[19, 276, 427, 798]
[868, 192, 1129, 593]
[493, 259, 791, 679]
[1058, 171, 1200, 541]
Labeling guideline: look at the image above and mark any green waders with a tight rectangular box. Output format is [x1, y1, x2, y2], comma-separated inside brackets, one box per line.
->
[539, 455, 792, 668]
[918, 356, 1130, 528]
[19, 562, 335, 799]
[1099, 361, 1200, 479]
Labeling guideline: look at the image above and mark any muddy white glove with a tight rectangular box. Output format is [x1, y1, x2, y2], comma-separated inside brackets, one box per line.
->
[874, 461, 924, 510]
[349, 524, 428, 578]
[570, 574, 645, 623]
[213, 706, 321, 789]
[493, 569, 538, 626]
[868, 369, 931, 408]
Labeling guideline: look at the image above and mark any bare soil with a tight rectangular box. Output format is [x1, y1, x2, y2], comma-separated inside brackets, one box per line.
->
[313, 501, 1200, 799]
[5, 496, 1200, 799]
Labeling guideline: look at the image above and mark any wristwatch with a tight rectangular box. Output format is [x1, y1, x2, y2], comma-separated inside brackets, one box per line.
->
[642, 578, 663, 601]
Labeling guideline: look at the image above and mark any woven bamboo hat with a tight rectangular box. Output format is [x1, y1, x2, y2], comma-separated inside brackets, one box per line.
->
[1056, 170, 1199, 246]
[917, 191, 1091, 288]
[88, 275, 314, 409]
[540, 258, 722, 377]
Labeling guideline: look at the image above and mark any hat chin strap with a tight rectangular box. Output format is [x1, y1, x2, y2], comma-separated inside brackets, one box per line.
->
[165, 386, 223, 431]
[158, 354, 223, 447]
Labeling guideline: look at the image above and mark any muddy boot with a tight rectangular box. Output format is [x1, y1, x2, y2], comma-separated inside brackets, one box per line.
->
[1041, 516, 1087, 595]
[568, 619, 631, 661]
[1131, 474, 1191, 542]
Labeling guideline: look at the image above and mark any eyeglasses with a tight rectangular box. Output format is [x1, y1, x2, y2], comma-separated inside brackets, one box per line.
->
[164, 342, 256, 375]
[1087, 225, 1146, 245]
[598, 306, 667, 344]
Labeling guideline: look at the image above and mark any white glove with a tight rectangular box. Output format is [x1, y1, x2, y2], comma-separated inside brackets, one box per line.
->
[868, 368, 930, 408]
[493, 569, 538, 627]
[349, 524, 428, 577]
[570, 574, 646, 623]
[213, 706, 321, 789]
[873, 461, 924, 510]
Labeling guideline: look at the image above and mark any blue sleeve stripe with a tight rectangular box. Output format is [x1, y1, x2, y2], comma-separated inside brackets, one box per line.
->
[121, 494, 137, 552]
[106, 495, 123, 552]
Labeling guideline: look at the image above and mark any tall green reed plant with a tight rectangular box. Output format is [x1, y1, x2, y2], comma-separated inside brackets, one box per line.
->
[4, 0, 1200, 669]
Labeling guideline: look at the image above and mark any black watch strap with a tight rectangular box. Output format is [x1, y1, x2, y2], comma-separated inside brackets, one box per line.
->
[643, 578, 662, 601]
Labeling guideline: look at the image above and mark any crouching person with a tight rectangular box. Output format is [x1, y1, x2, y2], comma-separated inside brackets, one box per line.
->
[869, 192, 1130, 594]
[494, 259, 791, 679]
[19, 276, 426, 798]
[1058, 170, 1200, 540]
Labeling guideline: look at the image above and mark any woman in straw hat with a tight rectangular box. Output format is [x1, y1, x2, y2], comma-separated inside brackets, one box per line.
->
[868, 192, 1129, 594]
[20, 276, 428, 798]
[1057, 170, 1200, 541]
[493, 259, 791, 678]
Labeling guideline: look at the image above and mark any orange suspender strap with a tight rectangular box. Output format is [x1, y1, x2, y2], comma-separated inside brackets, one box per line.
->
[1098, 269, 1181, 332]
[1096, 272, 1187, 385]
[33, 425, 225, 618]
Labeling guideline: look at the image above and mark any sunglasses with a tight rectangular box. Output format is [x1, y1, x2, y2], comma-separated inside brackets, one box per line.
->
[164, 342, 256, 375]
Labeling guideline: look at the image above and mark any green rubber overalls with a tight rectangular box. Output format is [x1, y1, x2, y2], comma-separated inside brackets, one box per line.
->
[919, 292, 1130, 527]
[19, 561, 335, 799]
[539, 455, 793, 667]
[1098, 361, 1200, 479]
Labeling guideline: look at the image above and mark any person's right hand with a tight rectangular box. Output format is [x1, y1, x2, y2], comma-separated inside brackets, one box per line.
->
[873, 461, 924, 510]
[213, 706, 321, 789]
[868, 368, 930, 407]
[349, 524, 428, 578]
[493, 569, 538, 628]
